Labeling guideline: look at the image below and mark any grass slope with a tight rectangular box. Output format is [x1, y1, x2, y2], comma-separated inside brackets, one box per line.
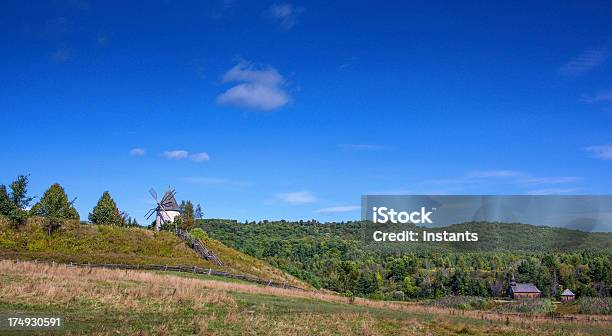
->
[0, 217, 306, 288]
[1, 260, 610, 335]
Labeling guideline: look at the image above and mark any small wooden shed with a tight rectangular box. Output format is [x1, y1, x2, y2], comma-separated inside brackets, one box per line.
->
[560, 289, 575, 302]
[510, 281, 541, 299]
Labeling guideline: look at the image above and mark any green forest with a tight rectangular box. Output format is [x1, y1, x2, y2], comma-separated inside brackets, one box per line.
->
[200, 219, 612, 301]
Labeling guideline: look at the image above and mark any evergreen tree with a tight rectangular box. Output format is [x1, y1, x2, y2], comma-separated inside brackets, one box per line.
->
[88, 191, 122, 225]
[180, 200, 195, 230]
[0, 175, 34, 226]
[30, 183, 79, 220]
[195, 203, 203, 219]
[0, 185, 12, 216]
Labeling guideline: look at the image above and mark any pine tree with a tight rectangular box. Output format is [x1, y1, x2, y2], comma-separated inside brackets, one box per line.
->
[88, 191, 122, 225]
[180, 200, 195, 230]
[0, 185, 12, 216]
[195, 203, 203, 219]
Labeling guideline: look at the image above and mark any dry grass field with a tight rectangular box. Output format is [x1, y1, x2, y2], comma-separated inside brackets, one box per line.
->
[1, 260, 610, 335]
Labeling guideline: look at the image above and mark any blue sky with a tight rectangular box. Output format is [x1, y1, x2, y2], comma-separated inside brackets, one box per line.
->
[1, 1, 612, 224]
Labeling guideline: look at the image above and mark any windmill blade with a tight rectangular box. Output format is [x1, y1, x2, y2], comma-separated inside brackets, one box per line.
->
[149, 188, 158, 201]
[145, 208, 156, 219]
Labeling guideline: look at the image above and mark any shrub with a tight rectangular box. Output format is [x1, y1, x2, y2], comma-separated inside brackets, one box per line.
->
[577, 297, 612, 315]
[427, 296, 491, 310]
[494, 298, 555, 314]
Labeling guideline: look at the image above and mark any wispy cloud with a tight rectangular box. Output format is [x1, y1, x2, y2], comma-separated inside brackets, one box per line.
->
[338, 144, 385, 151]
[162, 150, 189, 160]
[581, 89, 612, 103]
[189, 152, 210, 162]
[559, 47, 608, 76]
[427, 170, 581, 191]
[316, 205, 360, 214]
[586, 145, 612, 160]
[526, 188, 581, 195]
[162, 150, 211, 162]
[518, 176, 581, 186]
[268, 3, 304, 29]
[217, 60, 291, 111]
[466, 170, 522, 178]
[129, 148, 145, 156]
[276, 191, 317, 204]
[181, 177, 250, 187]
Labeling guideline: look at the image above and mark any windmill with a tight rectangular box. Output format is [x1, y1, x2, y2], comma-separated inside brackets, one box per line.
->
[145, 187, 182, 231]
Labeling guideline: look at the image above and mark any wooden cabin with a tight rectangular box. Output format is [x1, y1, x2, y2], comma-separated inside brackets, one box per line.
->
[560, 289, 575, 302]
[510, 281, 541, 299]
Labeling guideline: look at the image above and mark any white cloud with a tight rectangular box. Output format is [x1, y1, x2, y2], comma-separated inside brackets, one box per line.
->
[559, 47, 608, 76]
[217, 61, 290, 111]
[162, 150, 189, 159]
[586, 145, 612, 160]
[268, 3, 304, 29]
[276, 191, 317, 204]
[316, 205, 360, 214]
[582, 89, 612, 103]
[189, 152, 210, 162]
[162, 150, 210, 162]
[129, 148, 145, 156]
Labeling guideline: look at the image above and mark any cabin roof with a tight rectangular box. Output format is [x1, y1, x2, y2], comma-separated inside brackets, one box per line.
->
[561, 289, 575, 296]
[511, 283, 541, 293]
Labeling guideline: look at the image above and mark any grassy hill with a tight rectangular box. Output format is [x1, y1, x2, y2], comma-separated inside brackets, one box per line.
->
[0, 217, 307, 288]
[1, 260, 610, 335]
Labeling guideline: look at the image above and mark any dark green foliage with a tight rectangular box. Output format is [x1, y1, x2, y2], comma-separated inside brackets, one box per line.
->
[200, 219, 612, 300]
[195, 204, 203, 219]
[9, 174, 34, 209]
[88, 191, 122, 225]
[30, 183, 79, 220]
[30, 183, 79, 234]
[180, 200, 195, 230]
[0, 175, 35, 227]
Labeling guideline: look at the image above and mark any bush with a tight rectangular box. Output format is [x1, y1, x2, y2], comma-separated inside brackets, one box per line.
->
[494, 298, 555, 314]
[190, 228, 210, 242]
[427, 296, 491, 310]
[577, 297, 612, 315]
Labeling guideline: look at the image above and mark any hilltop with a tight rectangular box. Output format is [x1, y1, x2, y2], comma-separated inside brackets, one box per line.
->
[0, 217, 307, 288]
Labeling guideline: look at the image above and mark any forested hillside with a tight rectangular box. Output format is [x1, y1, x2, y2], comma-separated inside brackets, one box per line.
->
[200, 219, 612, 300]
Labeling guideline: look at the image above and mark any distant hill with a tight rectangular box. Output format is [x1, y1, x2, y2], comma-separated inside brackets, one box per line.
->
[201, 219, 612, 255]
[200, 219, 612, 298]
[0, 217, 307, 288]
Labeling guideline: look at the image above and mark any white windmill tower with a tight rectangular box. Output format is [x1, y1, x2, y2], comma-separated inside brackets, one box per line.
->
[145, 188, 182, 231]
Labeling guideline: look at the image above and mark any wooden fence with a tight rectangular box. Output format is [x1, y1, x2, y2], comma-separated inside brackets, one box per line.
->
[6, 258, 303, 291]
[176, 229, 224, 266]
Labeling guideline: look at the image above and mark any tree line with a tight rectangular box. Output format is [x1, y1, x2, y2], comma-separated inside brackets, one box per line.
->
[200, 219, 612, 301]
[0, 174, 201, 232]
